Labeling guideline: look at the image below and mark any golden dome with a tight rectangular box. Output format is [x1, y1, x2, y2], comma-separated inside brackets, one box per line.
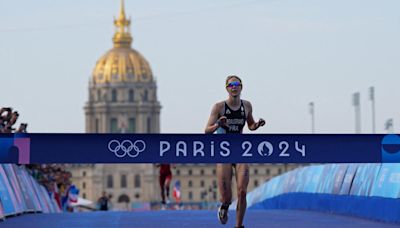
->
[92, 0, 153, 84]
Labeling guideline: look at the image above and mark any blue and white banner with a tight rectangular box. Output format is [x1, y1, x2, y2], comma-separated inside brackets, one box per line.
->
[0, 133, 399, 163]
[0, 165, 17, 216]
[370, 163, 400, 198]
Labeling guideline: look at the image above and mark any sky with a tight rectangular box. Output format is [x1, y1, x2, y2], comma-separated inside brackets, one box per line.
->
[1, 0, 399, 134]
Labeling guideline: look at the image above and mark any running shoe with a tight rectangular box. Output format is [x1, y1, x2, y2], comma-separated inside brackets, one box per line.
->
[217, 204, 229, 224]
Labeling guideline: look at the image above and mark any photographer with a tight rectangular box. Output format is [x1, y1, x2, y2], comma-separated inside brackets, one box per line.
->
[0, 107, 12, 133]
[16, 123, 28, 133]
[0, 107, 28, 133]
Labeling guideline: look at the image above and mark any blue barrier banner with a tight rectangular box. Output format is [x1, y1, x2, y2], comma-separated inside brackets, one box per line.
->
[2, 164, 27, 213]
[21, 168, 42, 212]
[0, 203, 3, 219]
[14, 165, 36, 212]
[0, 165, 17, 216]
[332, 164, 348, 194]
[316, 165, 335, 193]
[349, 164, 381, 196]
[294, 167, 307, 192]
[261, 176, 279, 199]
[0, 133, 399, 163]
[370, 163, 400, 198]
[304, 165, 324, 193]
[339, 164, 359, 195]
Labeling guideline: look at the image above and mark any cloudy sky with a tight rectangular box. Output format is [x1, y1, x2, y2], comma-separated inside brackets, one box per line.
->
[1, 0, 399, 133]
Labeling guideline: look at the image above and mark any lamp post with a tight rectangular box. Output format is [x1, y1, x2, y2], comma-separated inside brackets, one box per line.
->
[309, 102, 315, 134]
[369, 87, 376, 133]
[352, 92, 361, 133]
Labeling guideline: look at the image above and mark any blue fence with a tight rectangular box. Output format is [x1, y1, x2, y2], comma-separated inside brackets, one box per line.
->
[0, 164, 61, 220]
[241, 163, 400, 223]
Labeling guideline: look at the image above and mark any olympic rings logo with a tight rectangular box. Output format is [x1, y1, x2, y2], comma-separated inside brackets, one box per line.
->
[108, 139, 146, 158]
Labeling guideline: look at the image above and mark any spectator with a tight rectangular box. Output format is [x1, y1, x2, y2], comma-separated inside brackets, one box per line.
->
[1, 107, 74, 212]
[0, 107, 27, 133]
[98, 191, 110, 211]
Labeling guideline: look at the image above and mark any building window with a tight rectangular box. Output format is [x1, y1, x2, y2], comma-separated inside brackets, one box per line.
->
[176, 169, 180, 176]
[266, 169, 270, 176]
[200, 169, 204, 175]
[118, 194, 130, 203]
[147, 117, 151, 133]
[143, 90, 148, 101]
[107, 175, 113, 188]
[97, 90, 101, 101]
[188, 191, 193, 200]
[121, 174, 127, 188]
[83, 193, 86, 198]
[212, 180, 217, 188]
[254, 169, 258, 175]
[254, 180, 259, 187]
[82, 182, 86, 189]
[188, 180, 193, 188]
[110, 118, 118, 133]
[200, 180, 205, 188]
[201, 191, 206, 200]
[95, 119, 99, 133]
[213, 191, 217, 200]
[112, 89, 117, 102]
[188, 169, 192, 176]
[212, 169, 216, 175]
[129, 89, 134, 102]
[128, 118, 136, 133]
[82, 171, 86, 177]
[278, 168, 282, 175]
[134, 174, 141, 188]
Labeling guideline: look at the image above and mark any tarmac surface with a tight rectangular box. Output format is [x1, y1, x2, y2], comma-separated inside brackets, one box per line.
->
[1, 209, 399, 228]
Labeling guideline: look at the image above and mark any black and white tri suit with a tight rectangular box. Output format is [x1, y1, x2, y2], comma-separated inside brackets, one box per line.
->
[223, 100, 246, 134]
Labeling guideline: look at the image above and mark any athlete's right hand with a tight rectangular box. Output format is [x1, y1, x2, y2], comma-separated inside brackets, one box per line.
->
[217, 116, 229, 129]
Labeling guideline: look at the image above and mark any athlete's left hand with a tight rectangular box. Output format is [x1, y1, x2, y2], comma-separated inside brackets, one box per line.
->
[257, 118, 265, 128]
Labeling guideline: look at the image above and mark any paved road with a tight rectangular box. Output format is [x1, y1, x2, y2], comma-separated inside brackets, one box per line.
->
[1, 209, 399, 228]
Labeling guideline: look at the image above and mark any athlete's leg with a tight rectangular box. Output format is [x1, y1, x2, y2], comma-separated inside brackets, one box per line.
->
[234, 164, 249, 227]
[217, 164, 233, 204]
[217, 163, 233, 224]
[165, 174, 172, 201]
[159, 174, 166, 204]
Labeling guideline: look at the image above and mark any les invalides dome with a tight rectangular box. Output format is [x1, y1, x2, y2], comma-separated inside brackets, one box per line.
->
[85, 0, 161, 134]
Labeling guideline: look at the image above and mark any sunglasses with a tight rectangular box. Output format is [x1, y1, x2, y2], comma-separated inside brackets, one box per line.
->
[226, 81, 242, 88]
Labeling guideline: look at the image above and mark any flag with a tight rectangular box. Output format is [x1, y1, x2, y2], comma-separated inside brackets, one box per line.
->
[385, 119, 393, 131]
[173, 180, 181, 202]
[68, 185, 79, 205]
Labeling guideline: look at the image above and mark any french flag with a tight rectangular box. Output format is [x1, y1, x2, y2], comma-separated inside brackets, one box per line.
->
[68, 185, 79, 204]
[173, 180, 181, 202]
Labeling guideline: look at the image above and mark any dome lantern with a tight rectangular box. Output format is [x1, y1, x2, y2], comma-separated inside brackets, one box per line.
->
[113, 0, 132, 48]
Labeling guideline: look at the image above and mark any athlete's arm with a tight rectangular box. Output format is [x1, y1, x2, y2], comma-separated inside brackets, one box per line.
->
[245, 101, 265, 131]
[205, 103, 223, 134]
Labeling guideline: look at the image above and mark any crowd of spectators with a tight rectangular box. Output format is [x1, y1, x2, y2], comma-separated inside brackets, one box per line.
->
[1, 107, 75, 211]
[25, 164, 73, 210]
[0, 107, 28, 133]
